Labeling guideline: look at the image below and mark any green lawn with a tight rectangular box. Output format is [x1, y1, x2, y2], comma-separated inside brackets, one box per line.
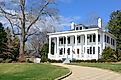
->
[70, 63, 121, 73]
[0, 63, 69, 80]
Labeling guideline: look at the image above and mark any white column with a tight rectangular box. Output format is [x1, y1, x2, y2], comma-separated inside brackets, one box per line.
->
[102, 33, 105, 50]
[75, 35, 77, 46]
[56, 37, 59, 60]
[48, 37, 51, 59]
[65, 36, 68, 58]
[84, 34, 87, 60]
[74, 35, 77, 59]
[95, 31, 98, 60]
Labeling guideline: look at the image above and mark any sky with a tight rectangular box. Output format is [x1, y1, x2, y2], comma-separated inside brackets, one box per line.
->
[57, 0, 121, 30]
[0, 0, 121, 31]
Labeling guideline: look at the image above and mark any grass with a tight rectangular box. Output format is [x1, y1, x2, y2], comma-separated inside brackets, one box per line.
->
[0, 63, 69, 80]
[70, 63, 121, 73]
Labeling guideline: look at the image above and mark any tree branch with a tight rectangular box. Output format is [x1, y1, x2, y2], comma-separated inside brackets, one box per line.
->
[26, 1, 50, 34]
[4, 15, 15, 36]
[25, 32, 39, 42]
[0, 7, 16, 17]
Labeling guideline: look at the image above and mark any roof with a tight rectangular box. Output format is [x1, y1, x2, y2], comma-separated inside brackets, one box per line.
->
[48, 22, 116, 39]
[48, 28, 100, 35]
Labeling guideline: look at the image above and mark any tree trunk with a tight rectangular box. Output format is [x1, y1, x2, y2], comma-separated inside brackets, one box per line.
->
[19, 0, 26, 62]
[18, 35, 26, 62]
[18, 27, 26, 62]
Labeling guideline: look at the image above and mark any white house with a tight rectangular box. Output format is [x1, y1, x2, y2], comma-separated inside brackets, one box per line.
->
[48, 18, 116, 61]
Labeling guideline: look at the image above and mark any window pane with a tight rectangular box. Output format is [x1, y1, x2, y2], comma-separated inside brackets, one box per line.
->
[87, 49, 89, 54]
[93, 34, 96, 42]
[90, 35, 92, 42]
[76, 27, 78, 30]
[90, 47, 92, 54]
[68, 37, 70, 44]
[105, 35, 106, 42]
[67, 48, 70, 55]
[59, 48, 63, 55]
[64, 37, 66, 44]
[98, 34, 100, 42]
[77, 49, 79, 54]
[93, 47, 95, 54]
[98, 47, 100, 54]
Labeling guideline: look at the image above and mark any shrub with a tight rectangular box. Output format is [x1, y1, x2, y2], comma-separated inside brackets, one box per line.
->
[1, 59, 12, 63]
[97, 59, 105, 63]
[101, 47, 117, 62]
[41, 56, 48, 63]
[71, 59, 97, 63]
[48, 59, 62, 63]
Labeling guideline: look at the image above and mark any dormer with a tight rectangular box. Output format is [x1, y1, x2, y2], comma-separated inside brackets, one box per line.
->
[75, 24, 85, 30]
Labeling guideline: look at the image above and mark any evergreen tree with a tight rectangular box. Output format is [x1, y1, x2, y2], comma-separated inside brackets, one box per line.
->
[108, 10, 121, 50]
[0, 23, 7, 54]
[40, 43, 49, 62]
[5, 27, 20, 60]
[108, 10, 121, 61]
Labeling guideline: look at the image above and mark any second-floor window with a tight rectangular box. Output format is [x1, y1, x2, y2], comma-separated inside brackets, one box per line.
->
[105, 35, 106, 42]
[59, 37, 63, 45]
[64, 37, 66, 44]
[68, 37, 70, 44]
[77, 36, 81, 43]
[98, 34, 100, 42]
[93, 34, 96, 42]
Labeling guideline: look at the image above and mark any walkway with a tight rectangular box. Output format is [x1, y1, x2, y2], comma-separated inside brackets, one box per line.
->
[52, 63, 121, 80]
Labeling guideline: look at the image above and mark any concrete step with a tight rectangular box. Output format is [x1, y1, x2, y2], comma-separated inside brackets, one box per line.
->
[63, 58, 70, 64]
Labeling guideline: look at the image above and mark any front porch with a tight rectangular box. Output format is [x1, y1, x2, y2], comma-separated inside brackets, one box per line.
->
[48, 31, 100, 60]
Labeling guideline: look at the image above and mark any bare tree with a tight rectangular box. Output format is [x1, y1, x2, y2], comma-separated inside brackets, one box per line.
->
[0, 0, 57, 61]
[30, 31, 48, 54]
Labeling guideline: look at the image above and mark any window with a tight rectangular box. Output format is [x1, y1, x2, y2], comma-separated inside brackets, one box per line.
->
[84, 36, 85, 43]
[98, 47, 100, 54]
[111, 38, 113, 45]
[93, 47, 95, 54]
[90, 35, 92, 42]
[76, 27, 78, 30]
[67, 48, 70, 55]
[74, 36, 75, 43]
[77, 36, 80, 43]
[109, 37, 110, 44]
[104, 35, 106, 42]
[80, 27, 82, 30]
[90, 47, 92, 54]
[93, 34, 96, 42]
[51, 42, 55, 55]
[98, 34, 100, 42]
[64, 37, 66, 44]
[59, 48, 63, 55]
[64, 48, 65, 54]
[113, 39, 115, 46]
[84, 47, 85, 53]
[77, 49, 80, 54]
[67, 37, 70, 44]
[87, 49, 90, 54]
[59, 37, 63, 44]
[107, 36, 110, 44]
[87, 35, 90, 39]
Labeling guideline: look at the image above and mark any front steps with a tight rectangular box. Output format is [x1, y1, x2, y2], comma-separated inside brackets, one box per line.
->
[63, 58, 70, 63]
